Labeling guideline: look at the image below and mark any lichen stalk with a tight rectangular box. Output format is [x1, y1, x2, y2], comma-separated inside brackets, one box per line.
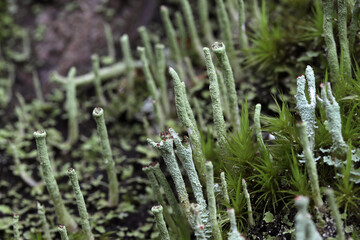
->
[294, 196, 322, 240]
[212, 42, 240, 131]
[242, 179, 254, 227]
[91, 54, 107, 106]
[104, 23, 115, 63]
[295, 66, 317, 151]
[155, 44, 170, 116]
[32, 70, 44, 102]
[37, 202, 51, 240]
[227, 209, 245, 240]
[297, 123, 324, 208]
[199, 0, 214, 44]
[206, 161, 222, 240]
[142, 164, 167, 208]
[349, 0, 360, 51]
[13, 213, 20, 240]
[175, 12, 187, 56]
[317, 83, 349, 159]
[138, 47, 165, 130]
[323, 0, 340, 82]
[51, 60, 142, 86]
[214, 0, 235, 61]
[169, 67, 206, 183]
[161, 6, 182, 63]
[324, 188, 345, 240]
[138, 26, 156, 73]
[147, 136, 191, 218]
[34, 130, 78, 232]
[254, 103, 266, 151]
[58, 225, 69, 240]
[66, 67, 79, 145]
[92, 107, 119, 207]
[220, 172, 230, 205]
[152, 205, 171, 240]
[179, 0, 204, 59]
[120, 34, 136, 115]
[67, 168, 94, 240]
[203, 47, 227, 148]
[152, 162, 183, 218]
[237, 0, 249, 49]
[217, 70, 230, 121]
[169, 128, 211, 235]
[338, 0, 352, 79]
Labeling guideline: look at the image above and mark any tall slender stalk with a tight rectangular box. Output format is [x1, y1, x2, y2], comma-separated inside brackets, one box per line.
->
[92, 107, 119, 207]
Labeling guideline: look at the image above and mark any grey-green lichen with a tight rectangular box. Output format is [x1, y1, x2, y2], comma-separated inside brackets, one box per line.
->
[204, 47, 227, 148]
[295, 66, 316, 151]
[169, 67, 206, 183]
[242, 179, 254, 227]
[58, 225, 69, 240]
[212, 42, 240, 131]
[92, 107, 119, 207]
[37, 202, 51, 240]
[317, 82, 349, 159]
[151, 205, 171, 240]
[34, 130, 78, 232]
[206, 161, 222, 240]
[227, 208, 245, 240]
[67, 168, 94, 240]
[66, 67, 79, 145]
[324, 188, 345, 240]
[294, 196, 322, 240]
[297, 123, 323, 208]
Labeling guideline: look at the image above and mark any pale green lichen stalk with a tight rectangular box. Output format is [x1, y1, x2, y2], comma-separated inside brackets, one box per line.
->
[152, 205, 171, 240]
[214, 0, 235, 61]
[152, 162, 182, 218]
[338, 0, 351, 79]
[317, 83, 349, 159]
[138, 46, 165, 130]
[204, 47, 227, 148]
[220, 172, 230, 205]
[294, 196, 322, 240]
[237, 0, 248, 49]
[295, 66, 316, 151]
[155, 44, 170, 116]
[58, 225, 69, 240]
[227, 209, 245, 240]
[91, 54, 107, 106]
[34, 130, 78, 232]
[169, 67, 206, 183]
[297, 123, 323, 208]
[147, 134, 191, 218]
[324, 188, 345, 240]
[92, 107, 119, 207]
[212, 42, 240, 131]
[67, 168, 94, 240]
[13, 213, 20, 240]
[242, 179, 254, 227]
[160, 6, 182, 64]
[179, 0, 203, 58]
[66, 67, 79, 145]
[169, 128, 206, 212]
[37, 202, 51, 240]
[206, 161, 222, 240]
[199, 0, 214, 44]
[322, 0, 339, 82]
[138, 26, 156, 73]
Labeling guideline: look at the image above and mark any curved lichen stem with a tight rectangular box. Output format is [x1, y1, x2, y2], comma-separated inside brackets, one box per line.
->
[92, 107, 119, 207]
[67, 168, 94, 240]
[34, 130, 78, 232]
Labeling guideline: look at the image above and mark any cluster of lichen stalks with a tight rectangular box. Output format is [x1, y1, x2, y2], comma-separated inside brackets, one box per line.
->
[9, 0, 359, 239]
